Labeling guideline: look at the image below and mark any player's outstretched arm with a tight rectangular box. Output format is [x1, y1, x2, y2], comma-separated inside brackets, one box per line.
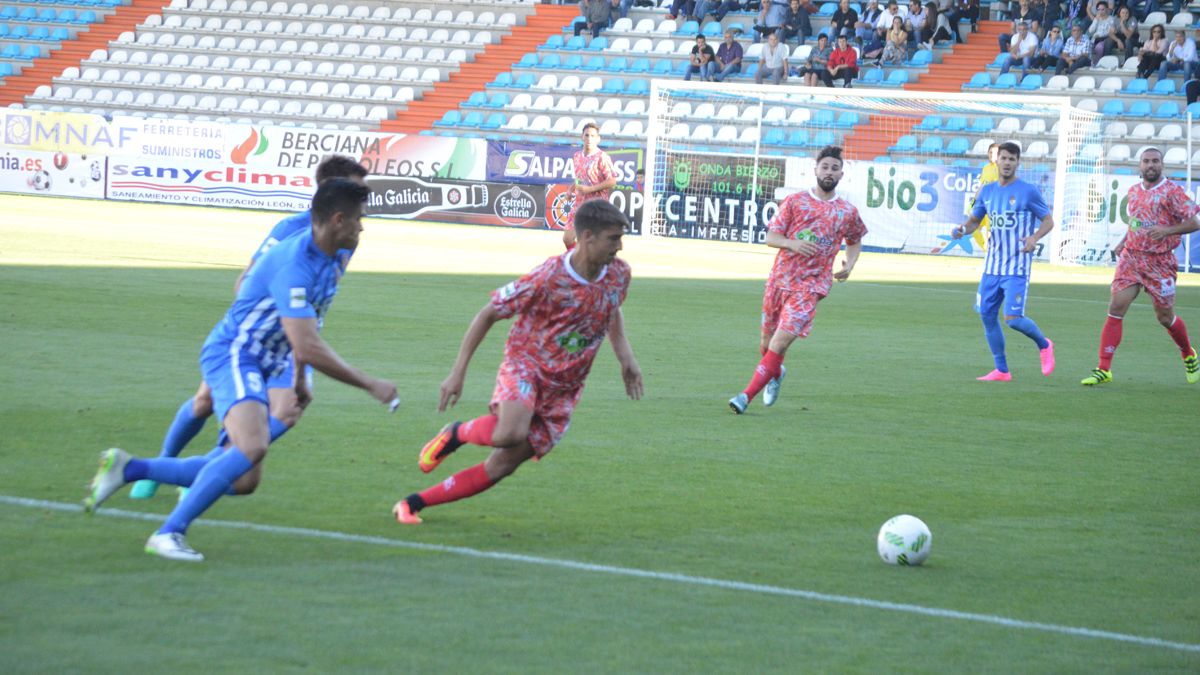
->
[834, 241, 862, 282]
[607, 308, 643, 400]
[1148, 213, 1200, 240]
[1021, 214, 1054, 252]
[439, 302, 503, 411]
[281, 316, 398, 405]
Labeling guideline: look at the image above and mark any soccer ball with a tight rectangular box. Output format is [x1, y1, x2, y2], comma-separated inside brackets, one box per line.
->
[876, 515, 932, 566]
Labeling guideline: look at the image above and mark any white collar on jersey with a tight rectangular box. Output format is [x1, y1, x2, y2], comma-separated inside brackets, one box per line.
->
[1140, 177, 1169, 192]
[808, 187, 844, 203]
[563, 248, 608, 284]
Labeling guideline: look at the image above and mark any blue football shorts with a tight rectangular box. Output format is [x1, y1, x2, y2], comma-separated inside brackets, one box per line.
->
[266, 355, 313, 391]
[975, 273, 1029, 318]
[200, 343, 272, 423]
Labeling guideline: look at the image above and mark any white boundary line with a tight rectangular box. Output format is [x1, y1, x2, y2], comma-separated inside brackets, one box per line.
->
[3, 494, 1197, 655]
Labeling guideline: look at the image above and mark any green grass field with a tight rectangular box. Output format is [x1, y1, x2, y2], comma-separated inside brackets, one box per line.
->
[2, 194, 1198, 672]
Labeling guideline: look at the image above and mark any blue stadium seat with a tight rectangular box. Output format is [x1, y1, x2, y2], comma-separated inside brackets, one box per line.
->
[835, 112, 859, 127]
[587, 36, 608, 51]
[726, 23, 746, 35]
[20, 44, 40, 59]
[460, 111, 485, 128]
[0, 62, 11, 78]
[463, 91, 487, 107]
[763, 128, 786, 145]
[1017, 73, 1042, 90]
[1101, 99, 1124, 116]
[818, 2, 837, 15]
[487, 72, 513, 88]
[986, 53, 1006, 68]
[582, 55, 606, 70]
[433, 110, 462, 128]
[516, 53, 537, 68]
[952, 158, 971, 167]
[741, 63, 758, 77]
[782, 129, 809, 147]
[78, 10, 98, 23]
[652, 59, 673, 75]
[482, 113, 506, 130]
[943, 116, 968, 131]
[9, 24, 27, 39]
[37, 8, 57, 22]
[514, 73, 535, 88]
[542, 35, 564, 50]
[484, 92, 509, 108]
[889, 135, 918, 152]
[29, 26, 49, 40]
[906, 49, 932, 67]
[963, 72, 990, 89]
[1123, 78, 1149, 95]
[59, 9, 77, 23]
[601, 77, 626, 94]
[602, 56, 625, 71]
[992, 72, 1017, 89]
[674, 20, 700, 36]
[879, 69, 909, 86]
[0, 44, 19, 59]
[0, 23, 8, 39]
[563, 54, 584, 69]
[1152, 78, 1176, 95]
[49, 27, 69, 41]
[627, 78, 649, 95]
[813, 109, 835, 125]
[629, 57, 651, 73]
[1127, 100, 1152, 116]
[1154, 101, 1181, 118]
[946, 137, 970, 155]
[702, 21, 723, 37]
[813, 129, 836, 146]
[565, 35, 587, 50]
[861, 68, 884, 85]
[969, 116, 994, 132]
[1188, 101, 1200, 116]
[915, 115, 942, 130]
[17, 7, 37, 22]
[918, 136, 943, 153]
[536, 53, 561, 69]
[0, 7, 15, 20]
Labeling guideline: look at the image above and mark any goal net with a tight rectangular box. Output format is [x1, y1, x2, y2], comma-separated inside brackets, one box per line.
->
[643, 82, 1113, 266]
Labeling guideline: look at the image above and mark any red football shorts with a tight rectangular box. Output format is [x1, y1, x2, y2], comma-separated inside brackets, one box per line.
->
[491, 358, 583, 457]
[1113, 251, 1178, 308]
[761, 284, 822, 339]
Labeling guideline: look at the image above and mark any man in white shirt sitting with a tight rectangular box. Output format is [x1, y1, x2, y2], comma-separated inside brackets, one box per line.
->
[999, 20, 1038, 80]
[1157, 29, 1196, 83]
[755, 31, 791, 84]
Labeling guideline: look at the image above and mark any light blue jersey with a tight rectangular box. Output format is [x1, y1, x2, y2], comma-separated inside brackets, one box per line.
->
[252, 210, 312, 263]
[971, 179, 1050, 277]
[201, 230, 349, 420]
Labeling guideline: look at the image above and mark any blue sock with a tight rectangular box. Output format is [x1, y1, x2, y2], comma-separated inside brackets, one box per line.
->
[1005, 316, 1049, 349]
[161, 398, 208, 459]
[982, 313, 1008, 372]
[125, 456, 211, 487]
[268, 416, 290, 443]
[158, 447, 254, 535]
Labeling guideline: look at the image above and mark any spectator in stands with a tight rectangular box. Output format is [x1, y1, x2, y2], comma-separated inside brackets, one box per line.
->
[881, 15, 910, 63]
[1157, 29, 1196, 82]
[1037, 0, 1061, 34]
[856, 0, 884, 44]
[755, 0, 793, 43]
[998, 0, 1039, 53]
[923, 2, 956, 48]
[1000, 20, 1039, 78]
[1056, 22, 1092, 73]
[796, 33, 834, 84]
[1187, 77, 1200, 105]
[1136, 24, 1169, 78]
[1063, 0, 1087, 31]
[667, 0, 697, 21]
[1106, 5, 1140, 62]
[1085, 1, 1115, 61]
[685, 34, 718, 80]
[756, 30, 791, 82]
[713, 29, 745, 81]
[951, 0, 979, 37]
[695, 0, 743, 22]
[1191, 28, 1200, 80]
[828, 33, 860, 85]
[905, 0, 928, 49]
[575, 0, 613, 38]
[861, 25, 887, 60]
[779, 0, 814, 45]
[1032, 24, 1064, 70]
[876, 0, 904, 41]
[831, 0, 859, 39]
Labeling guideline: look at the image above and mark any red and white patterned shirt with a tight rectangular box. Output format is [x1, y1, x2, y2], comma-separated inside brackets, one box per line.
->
[1125, 179, 1200, 256]
[766, 189, 868, 296]
[569, 149, 617, 228]
[491, 252, 631, 389]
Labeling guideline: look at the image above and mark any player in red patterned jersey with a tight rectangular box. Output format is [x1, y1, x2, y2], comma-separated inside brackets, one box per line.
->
[1082, 147, 1200, 386]
[562, 122, 618, 251]
[394, 199, 643, 524]
[729, 145, 868, 414]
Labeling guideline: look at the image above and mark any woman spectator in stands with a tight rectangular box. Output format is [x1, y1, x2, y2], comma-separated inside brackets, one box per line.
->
[881, 15, 909, 63]
[1032, 23, 1064, 70]
[922, 2, 956, 49]
[827, 33, 860, 85]
[1106, 5, 1139, 62]
[1136, 23, 1169, 78]
[831, 0, 859, 39]
[796, 33, 834, 84]
[1085, 0, 1115, 61]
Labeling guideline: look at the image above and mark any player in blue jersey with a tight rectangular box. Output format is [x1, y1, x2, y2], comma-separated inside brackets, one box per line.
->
[951, 141, 1056, 381]
[84, 179, 398, 561]
[128, 155, 369, 500]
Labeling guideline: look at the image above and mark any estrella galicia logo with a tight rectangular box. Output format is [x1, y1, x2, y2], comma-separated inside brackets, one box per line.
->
[673, 159, 691, 190]
[4, 114, 31, 146]
[556, 331, 593, 354]
[495, 186, 537, 226]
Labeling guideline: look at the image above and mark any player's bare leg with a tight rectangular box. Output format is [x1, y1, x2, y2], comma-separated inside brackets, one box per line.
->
[1083, 285, 1138, 385]
[398, 401, 534, 524]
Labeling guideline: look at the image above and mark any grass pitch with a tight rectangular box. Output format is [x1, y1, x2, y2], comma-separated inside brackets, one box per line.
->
[1, 194, 1198, 672]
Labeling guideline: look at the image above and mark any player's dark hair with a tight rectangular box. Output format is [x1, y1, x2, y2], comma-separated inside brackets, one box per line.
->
[997, 141, 1022, 159]
[816, 145, 844, 165]
[312, 178, 370, 225]
[315, 154, 368, 183]
[574, 199, 628, 235]
[582, 122, 599, 135]
[1140, 146, 1163, 160]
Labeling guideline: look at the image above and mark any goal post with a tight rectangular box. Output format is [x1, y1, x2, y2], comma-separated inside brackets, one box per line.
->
[642, 81, 1113, 265]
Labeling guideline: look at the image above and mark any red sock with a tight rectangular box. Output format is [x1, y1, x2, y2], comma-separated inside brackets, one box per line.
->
[742, 349, 784, 401]
[1098, 315, 1123, 370]
[457, 414, 498, 446]
[417, 463, 496, 508]
[1166, 316, 1194, 358]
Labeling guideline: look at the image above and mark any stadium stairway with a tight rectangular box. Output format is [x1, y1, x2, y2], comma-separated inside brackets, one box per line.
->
[842, 20, 1010, 160]
[0, 0, 166, 107]
[378, 3, 580, 134]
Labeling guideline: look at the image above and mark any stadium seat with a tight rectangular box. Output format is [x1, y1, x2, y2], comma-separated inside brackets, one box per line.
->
[889, 134, 918, 152]
[702, 21, 723, 38]
[1101, 99, 1124, 116]
[1154, 101, 1181, 118]
[629, 58, 651, 73]
[1151, 79, 1176, 96]
[1158, 123, 1183, 140]
[862, 69, 885, 86]
[782, 129, 809, 147]
[1107, 144, 1131, 161]
[991, 73, 1017, 89]
[1103, 121, 1128, 138]
[585, 55, 608, 71]
[543, 34, 564, 50]
[906, 49, 932, 67]
[1164, 146, 1187, 164]
[587, 37, 608, 52]
[969, 117, 994, 133]
[963, 72, 990, 89]
[1127, 100, 1152, 117]
[1043, 75, 1069, 90]
[1070, 75, 1096, 92]
[535, 54, 561, 70]
[915, 115, 942, 130]
[945, 137, 969, 155]
[463, 91, 487, 108]
[674, 20, 700, 36]
[482, 113, 506, 130]
[1017, 74, 1042, 90]
[1129, 122, 1155, 139]
[996, 116, 1021, 134]
[516, 53, 537, 68]
[918, 136, 943, 153]
[565, 35, 586, 50]
[878, 70, 908, 87]
[433, 110, 462, 128]
[1122, 78, 1149, 95]
[1188, 102, 1200, 117]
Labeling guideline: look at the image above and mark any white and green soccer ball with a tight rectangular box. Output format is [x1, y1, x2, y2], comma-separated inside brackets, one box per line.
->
[877, 515, 932, 566]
